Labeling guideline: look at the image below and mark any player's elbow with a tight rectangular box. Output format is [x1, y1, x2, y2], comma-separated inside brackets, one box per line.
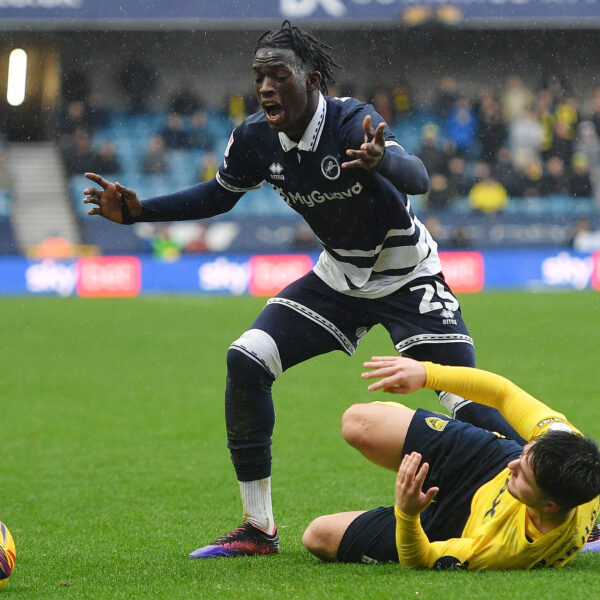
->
[408, 163, 429, 195]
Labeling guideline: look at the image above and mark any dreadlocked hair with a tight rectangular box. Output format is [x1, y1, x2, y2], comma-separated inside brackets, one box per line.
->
[254, 20, 341, 94]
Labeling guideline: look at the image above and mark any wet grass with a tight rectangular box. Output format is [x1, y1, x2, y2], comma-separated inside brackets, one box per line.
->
[0, 292, 598, 598]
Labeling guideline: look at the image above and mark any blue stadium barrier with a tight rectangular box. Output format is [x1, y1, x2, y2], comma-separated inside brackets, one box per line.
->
[0, 189, 13, 218]
[80, 217, 145, 254]
[0, 218, 17, 254]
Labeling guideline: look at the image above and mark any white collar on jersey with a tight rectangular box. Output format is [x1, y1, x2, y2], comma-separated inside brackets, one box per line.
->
[278, 92, 327, 153]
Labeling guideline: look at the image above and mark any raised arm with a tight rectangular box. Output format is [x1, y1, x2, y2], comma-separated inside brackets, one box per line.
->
[393, 451, 475, 569]
[84, 174, 243, 224]
[362, 356, 575, 441]
[342, 114, 429, 195]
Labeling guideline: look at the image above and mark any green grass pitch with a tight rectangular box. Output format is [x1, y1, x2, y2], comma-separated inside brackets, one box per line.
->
[1, 292, 599, 599]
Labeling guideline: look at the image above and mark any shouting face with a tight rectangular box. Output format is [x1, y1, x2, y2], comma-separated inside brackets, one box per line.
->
[252, 47, 320, 141]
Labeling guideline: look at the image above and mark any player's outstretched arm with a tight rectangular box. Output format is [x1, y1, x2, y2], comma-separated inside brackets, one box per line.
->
[364, 356, 574, 441]
[361, 356, 427, 394]
[84, 173, 141, 224]
[394, 451, 440, 569]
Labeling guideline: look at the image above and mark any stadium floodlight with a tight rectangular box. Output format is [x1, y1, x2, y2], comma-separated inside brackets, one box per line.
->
[7, 48, 27, 107]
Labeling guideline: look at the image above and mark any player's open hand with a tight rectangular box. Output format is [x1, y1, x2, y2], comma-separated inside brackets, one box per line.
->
[361, 356, 427, 394]
[342, 114, 386, 171]
[83, 173, 142, 224]
[395, 452, 438, 516]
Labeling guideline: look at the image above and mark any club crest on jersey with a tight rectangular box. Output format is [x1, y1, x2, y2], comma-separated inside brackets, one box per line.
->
[425, 417, 448, 432]
[269, 163, 285, 180]
[321, 155, 340, 180]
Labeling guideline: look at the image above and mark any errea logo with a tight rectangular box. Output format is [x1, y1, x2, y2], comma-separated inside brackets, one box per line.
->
[269, 163, 285, 180]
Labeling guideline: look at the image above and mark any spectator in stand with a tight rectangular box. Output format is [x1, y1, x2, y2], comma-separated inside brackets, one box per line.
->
[161, 112, 193, 150]
[433, 76, 459, 120]
[185, 223, 210, 254]
[541, 73, 568, 104]
[450, 226, 473, 249]
[535, 89, 556, 160]
[509, 108, 544, 171]
[446, 155, 471, 199]
[392, 83, 412, 120]
[541, 156, 570, 196]
[590, 88, 600, 137]
[416, 123, 447, 177]
[472, 86, 495, 115]
[371, 89, 394, 125]
[423, 216, 444, 244]
[575, 120, 600, 204]
[338, 81, 368, 103]
[570, 218, 600, 252]
[95, 142, 121, 176]
[555, 96, 579, 140]
[501, 75, 534, 122]
[493, 146, 523, 197]
[118, 57, 158, 114]
[444, 97, 477, 157]
[142, 135, 169, 175]
[477, 97, 507, 163]
[62, 129, 102, 176]
[198, 152, 219, 182]
[86, 92, 111, 131]
[426, 173, 451, 211]
[56, 100, 90, 138]
[546, 120, 574, 166]
[227, 92, 251, 126]
[569, 153, 593, 198]
[170, 88, 201, 116]
[467, 161, 508, 214]
[520, 157, 545, 198]
[189, 110, 215, 151]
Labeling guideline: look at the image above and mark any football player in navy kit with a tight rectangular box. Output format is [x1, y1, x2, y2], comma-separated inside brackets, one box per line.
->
[83, 21, 519, 558]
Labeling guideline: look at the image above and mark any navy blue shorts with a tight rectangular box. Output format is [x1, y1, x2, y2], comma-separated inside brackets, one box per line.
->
[252, 271, 474, 371]
[336, 408, 523, 564]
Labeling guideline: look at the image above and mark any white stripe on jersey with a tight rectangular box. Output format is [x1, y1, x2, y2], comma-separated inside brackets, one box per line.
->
[216, 171, 264, 193]
[326, 223, 417, 258]
[313, 217, 441, 298]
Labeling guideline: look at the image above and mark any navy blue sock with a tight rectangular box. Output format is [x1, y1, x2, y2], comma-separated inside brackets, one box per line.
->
[225, 348, 275, 482]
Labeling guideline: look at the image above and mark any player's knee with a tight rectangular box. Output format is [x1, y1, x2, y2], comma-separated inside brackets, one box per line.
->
[227, 329, 282, 381]
[341, 403, 375, 451]
[302, 517, 338, 562]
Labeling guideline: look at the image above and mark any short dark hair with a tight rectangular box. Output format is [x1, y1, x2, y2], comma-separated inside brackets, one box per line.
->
[254, 20, 340, 94]
[529, 430, 600, 510]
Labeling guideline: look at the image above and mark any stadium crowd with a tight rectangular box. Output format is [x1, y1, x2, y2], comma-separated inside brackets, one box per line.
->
[52, 69, 600, 215]
[3, 67, 599, 257]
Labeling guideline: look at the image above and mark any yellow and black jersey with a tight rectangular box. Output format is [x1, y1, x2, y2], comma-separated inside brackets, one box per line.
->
[394, 362, 600, 570]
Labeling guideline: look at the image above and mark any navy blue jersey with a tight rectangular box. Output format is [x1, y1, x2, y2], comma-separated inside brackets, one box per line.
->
[217, 94, 441, 298]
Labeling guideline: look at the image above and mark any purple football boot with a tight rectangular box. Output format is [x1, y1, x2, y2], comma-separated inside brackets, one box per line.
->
[582, 520, 600, 553]
[189, 522, 280, 559]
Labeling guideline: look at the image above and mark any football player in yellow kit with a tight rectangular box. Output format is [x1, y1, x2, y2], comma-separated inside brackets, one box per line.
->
[302, 357, 600, 569]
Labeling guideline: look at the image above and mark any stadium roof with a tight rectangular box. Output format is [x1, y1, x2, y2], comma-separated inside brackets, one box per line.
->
[0, 0, 599, 30]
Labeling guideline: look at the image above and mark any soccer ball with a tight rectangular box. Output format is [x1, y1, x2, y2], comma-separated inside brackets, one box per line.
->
[0, 522, 16, 590]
